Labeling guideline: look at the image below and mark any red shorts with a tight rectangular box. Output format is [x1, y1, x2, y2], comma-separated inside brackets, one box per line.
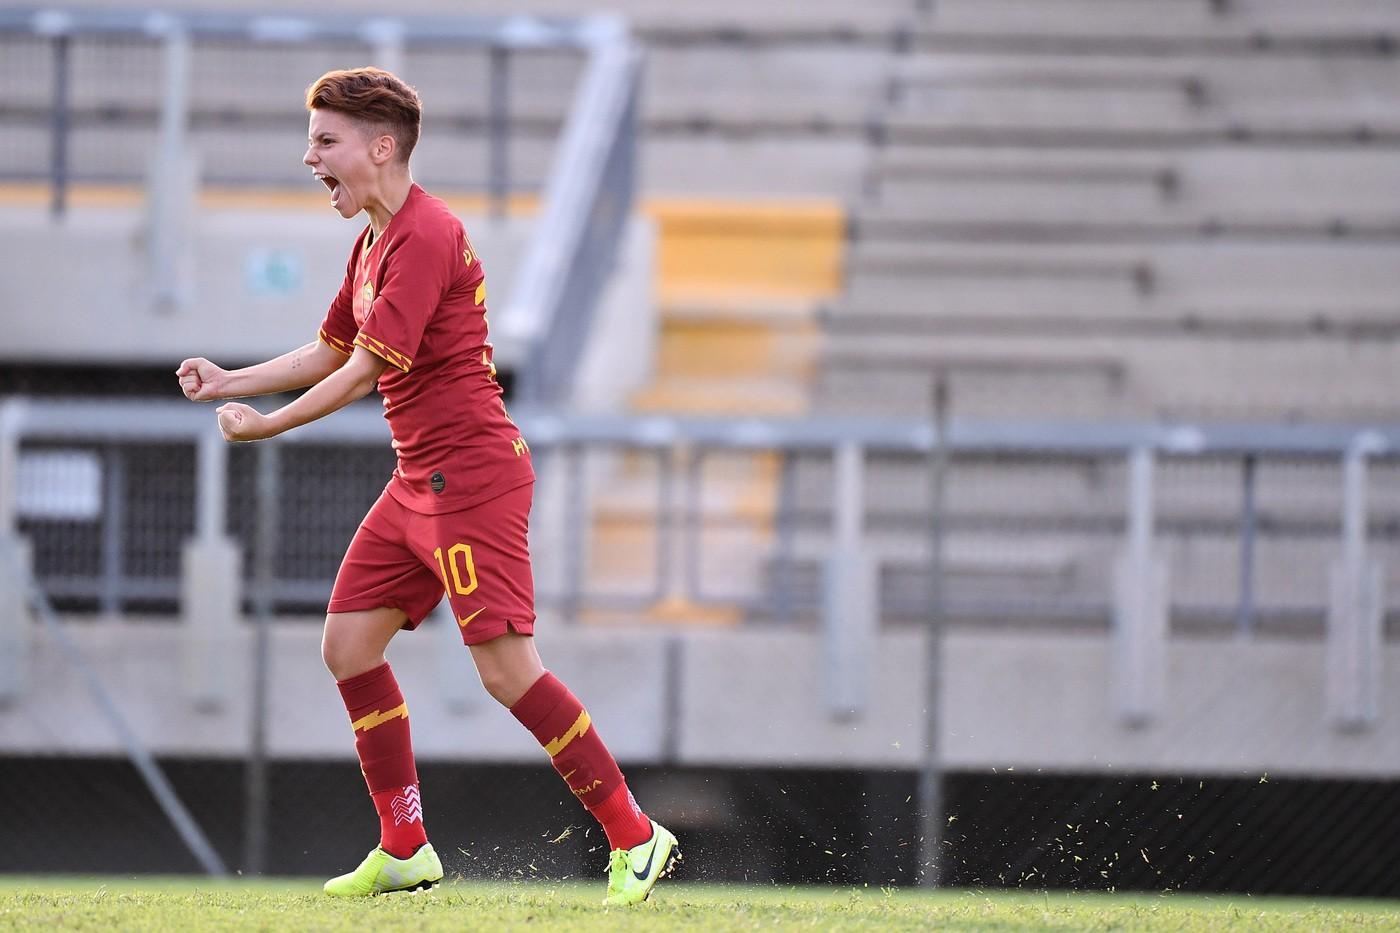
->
[328, 482, 536, 645]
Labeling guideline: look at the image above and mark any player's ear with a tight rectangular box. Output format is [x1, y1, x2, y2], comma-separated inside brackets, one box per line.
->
[372, 132, 397, 165]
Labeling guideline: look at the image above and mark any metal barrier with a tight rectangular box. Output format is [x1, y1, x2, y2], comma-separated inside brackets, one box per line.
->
[2, 397, 1397, 721]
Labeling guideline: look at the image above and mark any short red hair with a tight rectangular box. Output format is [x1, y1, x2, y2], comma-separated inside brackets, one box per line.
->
[305, 67, 422, 164]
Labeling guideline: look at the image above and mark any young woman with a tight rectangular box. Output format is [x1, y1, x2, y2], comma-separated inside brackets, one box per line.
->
[175, 67, 677, 905]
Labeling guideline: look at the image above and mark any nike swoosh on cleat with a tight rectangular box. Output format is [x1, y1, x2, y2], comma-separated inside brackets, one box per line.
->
[457, 607, 486, 628]
[631, 838, 660, 882]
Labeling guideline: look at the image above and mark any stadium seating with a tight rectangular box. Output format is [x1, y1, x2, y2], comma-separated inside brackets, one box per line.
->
[0, 12, 890, 197]
[798, 0, 1400, 628]
[831, 0, 1400, 423]
[8, 0, 1399, 631]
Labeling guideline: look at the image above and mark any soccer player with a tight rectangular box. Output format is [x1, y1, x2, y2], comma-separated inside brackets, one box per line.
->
[175, 67, 677, 904]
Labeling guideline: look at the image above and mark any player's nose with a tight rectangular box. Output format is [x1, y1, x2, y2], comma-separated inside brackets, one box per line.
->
[303, 148, 316, 166]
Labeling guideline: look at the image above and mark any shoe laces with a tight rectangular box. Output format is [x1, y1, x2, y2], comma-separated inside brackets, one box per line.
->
[608, 849, 628, 877]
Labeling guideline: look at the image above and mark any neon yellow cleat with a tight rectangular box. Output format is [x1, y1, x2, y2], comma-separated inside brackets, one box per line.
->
[605, 820, 680, 906]
[323, 843, 443, 897]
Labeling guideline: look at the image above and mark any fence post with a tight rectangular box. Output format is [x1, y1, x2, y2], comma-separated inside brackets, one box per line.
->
[822, 441, 877, 718]
[1326, 434, 1385, 730]
[99, 447, 126, 615]
[916, 374, 949, 888]
[181, 428, 238, 710]
[242, 442, 278, 875]
[488, 44, 511, 220]
[1112, 445, 1169, 726]
[0, 400, 31, 702]
[147, 18, 195, 313]
[1236, 453, 1258, 638]
[49, 31, 71, 218]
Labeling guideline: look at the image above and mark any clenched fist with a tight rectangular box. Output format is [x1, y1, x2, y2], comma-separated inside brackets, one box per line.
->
[175, 358, 227, 401]
[215, 402, 273, 442]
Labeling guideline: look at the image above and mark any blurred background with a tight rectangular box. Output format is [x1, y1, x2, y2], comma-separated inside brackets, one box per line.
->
[2, 0, 1400, 895]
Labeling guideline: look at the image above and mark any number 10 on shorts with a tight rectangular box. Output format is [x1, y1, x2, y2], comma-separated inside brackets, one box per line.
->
[434, 544, 479, 596]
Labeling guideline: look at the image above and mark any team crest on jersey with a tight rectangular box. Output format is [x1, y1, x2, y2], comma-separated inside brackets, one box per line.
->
[360, 281, 374, 305]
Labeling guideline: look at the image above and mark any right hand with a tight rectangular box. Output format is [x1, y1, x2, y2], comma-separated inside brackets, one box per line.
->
[175, 358, 227, 402]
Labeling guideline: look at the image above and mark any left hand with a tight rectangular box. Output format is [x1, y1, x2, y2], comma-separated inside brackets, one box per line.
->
[215, 402, 274, 442]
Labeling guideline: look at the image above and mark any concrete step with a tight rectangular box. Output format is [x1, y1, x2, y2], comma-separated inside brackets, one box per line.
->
[890, 53, 1400, 132]
[816, 351, 1136, 419]
[642, 136, 866, 198]
[866, 147, 1400, 227]
[8, 47, 882, 128]
[843, 241, 1400, 309]
[916, 0, 1400, 41]
[815, 329, 1400, 420]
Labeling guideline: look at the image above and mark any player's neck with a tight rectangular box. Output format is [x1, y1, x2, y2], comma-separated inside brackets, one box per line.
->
[365, 171, 415, 240]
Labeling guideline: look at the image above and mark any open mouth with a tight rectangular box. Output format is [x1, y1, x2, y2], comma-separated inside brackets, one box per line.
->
[315, 172, 342, 205]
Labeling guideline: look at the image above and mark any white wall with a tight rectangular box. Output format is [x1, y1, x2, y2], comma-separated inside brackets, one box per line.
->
[1, 204, 572, 369]
[4, 619, 1396, 777]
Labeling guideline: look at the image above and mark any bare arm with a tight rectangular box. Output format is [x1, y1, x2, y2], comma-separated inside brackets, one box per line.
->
[176, 339, 348, 401]
[215, 347, 389, 442]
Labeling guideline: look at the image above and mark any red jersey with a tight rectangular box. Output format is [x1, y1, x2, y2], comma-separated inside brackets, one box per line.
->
[318, 184, 533, 514]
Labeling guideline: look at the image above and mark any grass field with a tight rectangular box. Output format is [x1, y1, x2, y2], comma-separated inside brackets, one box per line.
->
[2, 878, 1399, 931]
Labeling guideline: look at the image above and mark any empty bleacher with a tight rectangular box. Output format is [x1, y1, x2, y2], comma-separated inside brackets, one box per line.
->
[0, 3, 902, 198]
[802, 0, 1400, 629]
[831, 0, 1400, 423]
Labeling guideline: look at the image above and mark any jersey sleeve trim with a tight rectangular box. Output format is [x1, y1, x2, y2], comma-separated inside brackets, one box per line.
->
[354, 332, 413, 373]
[318, 328, 354, 356]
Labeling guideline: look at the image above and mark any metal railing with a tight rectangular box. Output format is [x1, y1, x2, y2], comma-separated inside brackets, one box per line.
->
[0, 7, 641, 404]
[5, 402, 1398, 602]
[3, 398, 1398, 706]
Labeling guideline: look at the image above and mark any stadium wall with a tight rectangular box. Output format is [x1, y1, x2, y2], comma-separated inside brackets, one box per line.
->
[5, 620, 1397, 778]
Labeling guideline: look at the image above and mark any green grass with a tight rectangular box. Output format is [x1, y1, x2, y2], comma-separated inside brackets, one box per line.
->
[2, 877, 1398, 931]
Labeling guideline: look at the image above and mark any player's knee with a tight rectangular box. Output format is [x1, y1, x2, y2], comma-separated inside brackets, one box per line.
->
[476, 665, 530, 707]
[475, 667, 512, 706]
[321, 626, 373, 680]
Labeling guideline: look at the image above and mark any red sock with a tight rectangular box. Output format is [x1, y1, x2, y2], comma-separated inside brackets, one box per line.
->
[510, 671, 653, 851]
[337, 661, 427, 859]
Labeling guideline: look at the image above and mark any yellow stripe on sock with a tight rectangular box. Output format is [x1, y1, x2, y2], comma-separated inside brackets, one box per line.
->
[544, 710, 592, 758]
[351, 702, 408, 733]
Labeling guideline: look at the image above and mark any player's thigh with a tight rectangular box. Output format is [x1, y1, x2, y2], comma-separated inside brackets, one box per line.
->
[325, 491, 447, 677]
[410, 483, 537, 648]
[322, 606, 411, 680]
